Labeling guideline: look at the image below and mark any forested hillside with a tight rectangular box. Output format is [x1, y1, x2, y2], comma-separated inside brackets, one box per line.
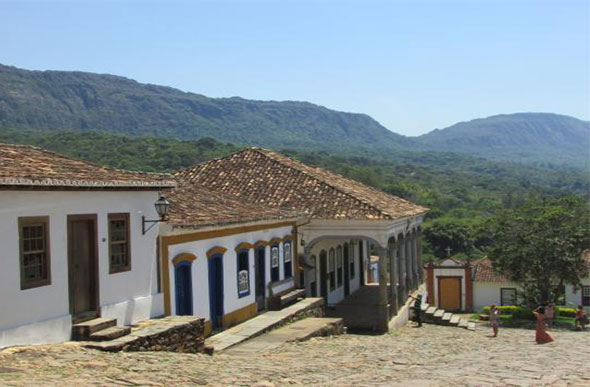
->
[417, 113, 590, 167]
[2, 64, 588, 168]
[0, 64, 407, 153]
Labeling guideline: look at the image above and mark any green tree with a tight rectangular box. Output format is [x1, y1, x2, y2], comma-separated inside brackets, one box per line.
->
[423, 218, 475, 259]
[485, 196, 589, 306]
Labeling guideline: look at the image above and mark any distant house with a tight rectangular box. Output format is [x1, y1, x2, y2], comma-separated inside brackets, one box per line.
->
[424, 257, 473, 312]
[175, 147, 428, 332]
[159, 181, 304, 335]
[426, 254, 590, 312]
[0, 144, 175, 348]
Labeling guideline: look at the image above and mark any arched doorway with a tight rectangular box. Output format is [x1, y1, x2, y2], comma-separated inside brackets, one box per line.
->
[174, 261, 193, 316]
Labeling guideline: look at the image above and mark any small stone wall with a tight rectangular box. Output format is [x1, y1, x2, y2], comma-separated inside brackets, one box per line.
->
[268, 299, 325, 332]
[86, 316, 205, 353]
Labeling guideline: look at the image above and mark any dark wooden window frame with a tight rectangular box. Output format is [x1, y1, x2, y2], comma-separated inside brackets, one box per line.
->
[270, 244, 280, 282]
[582, 285, 590, 307]
[500, 287, 517, 306]
[108, 213, 131, 274]
[19, 216, 51, 290]
[237, 249, 250, 298]
[283, 241, 292, 279]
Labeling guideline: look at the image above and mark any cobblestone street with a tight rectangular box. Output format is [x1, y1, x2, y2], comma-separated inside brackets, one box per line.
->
[0, 324, 588, 386]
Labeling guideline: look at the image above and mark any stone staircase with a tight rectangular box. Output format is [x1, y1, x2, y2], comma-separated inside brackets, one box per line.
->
[72, 318, 131, 342]
[420, 303, 475, 331]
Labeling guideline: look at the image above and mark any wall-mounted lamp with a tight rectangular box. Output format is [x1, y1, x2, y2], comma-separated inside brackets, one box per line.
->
[142, 195, 171, 235]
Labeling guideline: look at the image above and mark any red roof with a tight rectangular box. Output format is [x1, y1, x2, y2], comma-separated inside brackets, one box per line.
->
[0, 143, 175, 189]
[176, 147, 428, 220]
[472, 258, 511, 283]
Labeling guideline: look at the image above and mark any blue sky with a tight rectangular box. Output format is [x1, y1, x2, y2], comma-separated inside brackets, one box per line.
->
[1, 0, 588, 136]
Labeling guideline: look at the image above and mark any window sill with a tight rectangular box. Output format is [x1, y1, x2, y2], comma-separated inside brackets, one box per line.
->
[21, 279, 51, 290]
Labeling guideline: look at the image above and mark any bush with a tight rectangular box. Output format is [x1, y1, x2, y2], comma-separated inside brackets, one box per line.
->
[555, 307, 577, 318]
[482, 305, 534, 320]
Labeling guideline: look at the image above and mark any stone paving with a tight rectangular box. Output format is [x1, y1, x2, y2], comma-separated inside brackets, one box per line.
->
[0, 323, 588, 386]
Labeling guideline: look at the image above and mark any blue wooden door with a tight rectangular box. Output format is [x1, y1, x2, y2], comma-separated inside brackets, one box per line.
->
[175, 262, 193, 316]
[208, 255, 224, 329]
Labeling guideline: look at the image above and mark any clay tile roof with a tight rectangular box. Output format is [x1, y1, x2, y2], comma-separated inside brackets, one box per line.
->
[473, 258, 511, 283]
[166, 180, 303, 229]
[175, 147, 428, 220]
[0, 143, 175, 189]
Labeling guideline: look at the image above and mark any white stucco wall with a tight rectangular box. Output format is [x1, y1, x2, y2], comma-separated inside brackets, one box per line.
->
[0, 190, 163, 348]
[472, 281, 520, 312]
[165, 225, 293, 321]
[306, 238, 361, 306]
[565, 275, 590, 312]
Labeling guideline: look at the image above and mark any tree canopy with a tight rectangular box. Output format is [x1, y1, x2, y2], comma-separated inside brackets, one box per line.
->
[485, 196, 589, 306]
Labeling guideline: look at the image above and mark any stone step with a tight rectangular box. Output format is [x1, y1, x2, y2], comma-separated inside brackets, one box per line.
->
[458, 319, 469, 328]
[425, 306, 437, 315]
[224, 317, 344, 355]
[72, 318, 117, 340]
[89, 326, 131, 342]
[433, 309, 445, 320]
[442, 313, 453, 325]
[206, 298, 324, 352]
[450, 315, 461, 326]
[467, 322, 476, 331]
[420, 303, 429, 312]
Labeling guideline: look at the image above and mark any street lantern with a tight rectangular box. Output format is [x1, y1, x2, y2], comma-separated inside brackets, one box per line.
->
[142, 195, 171, 235]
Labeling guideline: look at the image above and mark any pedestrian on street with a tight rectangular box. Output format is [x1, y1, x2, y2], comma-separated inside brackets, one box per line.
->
[408, 292, 423, 327]
[489, 304, 499, 337]
[575, 305, 587, 330]
[534, 305, 554, 344]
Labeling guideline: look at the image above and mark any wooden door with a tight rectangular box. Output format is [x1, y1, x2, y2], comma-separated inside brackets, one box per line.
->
[208, 255, 224, 329]
[174, 263, 193, 315]
[255, 247, 266, 311]
[438, 277, 461, 311]
[68, 215, 98, 321]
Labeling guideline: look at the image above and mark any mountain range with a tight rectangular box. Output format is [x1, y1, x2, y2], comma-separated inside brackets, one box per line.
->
[0, 64, 588, 167]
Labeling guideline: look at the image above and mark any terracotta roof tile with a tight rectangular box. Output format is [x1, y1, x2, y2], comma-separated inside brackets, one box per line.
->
[166, 181, 302, 229]
[473, 258, 511, 283]
[175, 147, 428, 220]
[0, 143, 175, 189]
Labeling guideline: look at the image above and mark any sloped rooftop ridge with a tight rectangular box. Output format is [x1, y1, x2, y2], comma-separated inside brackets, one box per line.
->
[176, 146, 428, 221]
[0, 143, 176, 189]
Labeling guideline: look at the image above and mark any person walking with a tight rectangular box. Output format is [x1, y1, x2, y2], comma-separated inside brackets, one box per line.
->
[575, 305, 587, 330]
[489, 304, 500, 337]
[409, 292, 423, 327]
[533, 305, 554, 344]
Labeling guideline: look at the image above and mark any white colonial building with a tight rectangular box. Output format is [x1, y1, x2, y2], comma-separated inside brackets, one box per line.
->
[159, 181, 303, 335]
[176, 147, 428, 332]
[426, 256, 590, 312]
[0, 144, 174, 348]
